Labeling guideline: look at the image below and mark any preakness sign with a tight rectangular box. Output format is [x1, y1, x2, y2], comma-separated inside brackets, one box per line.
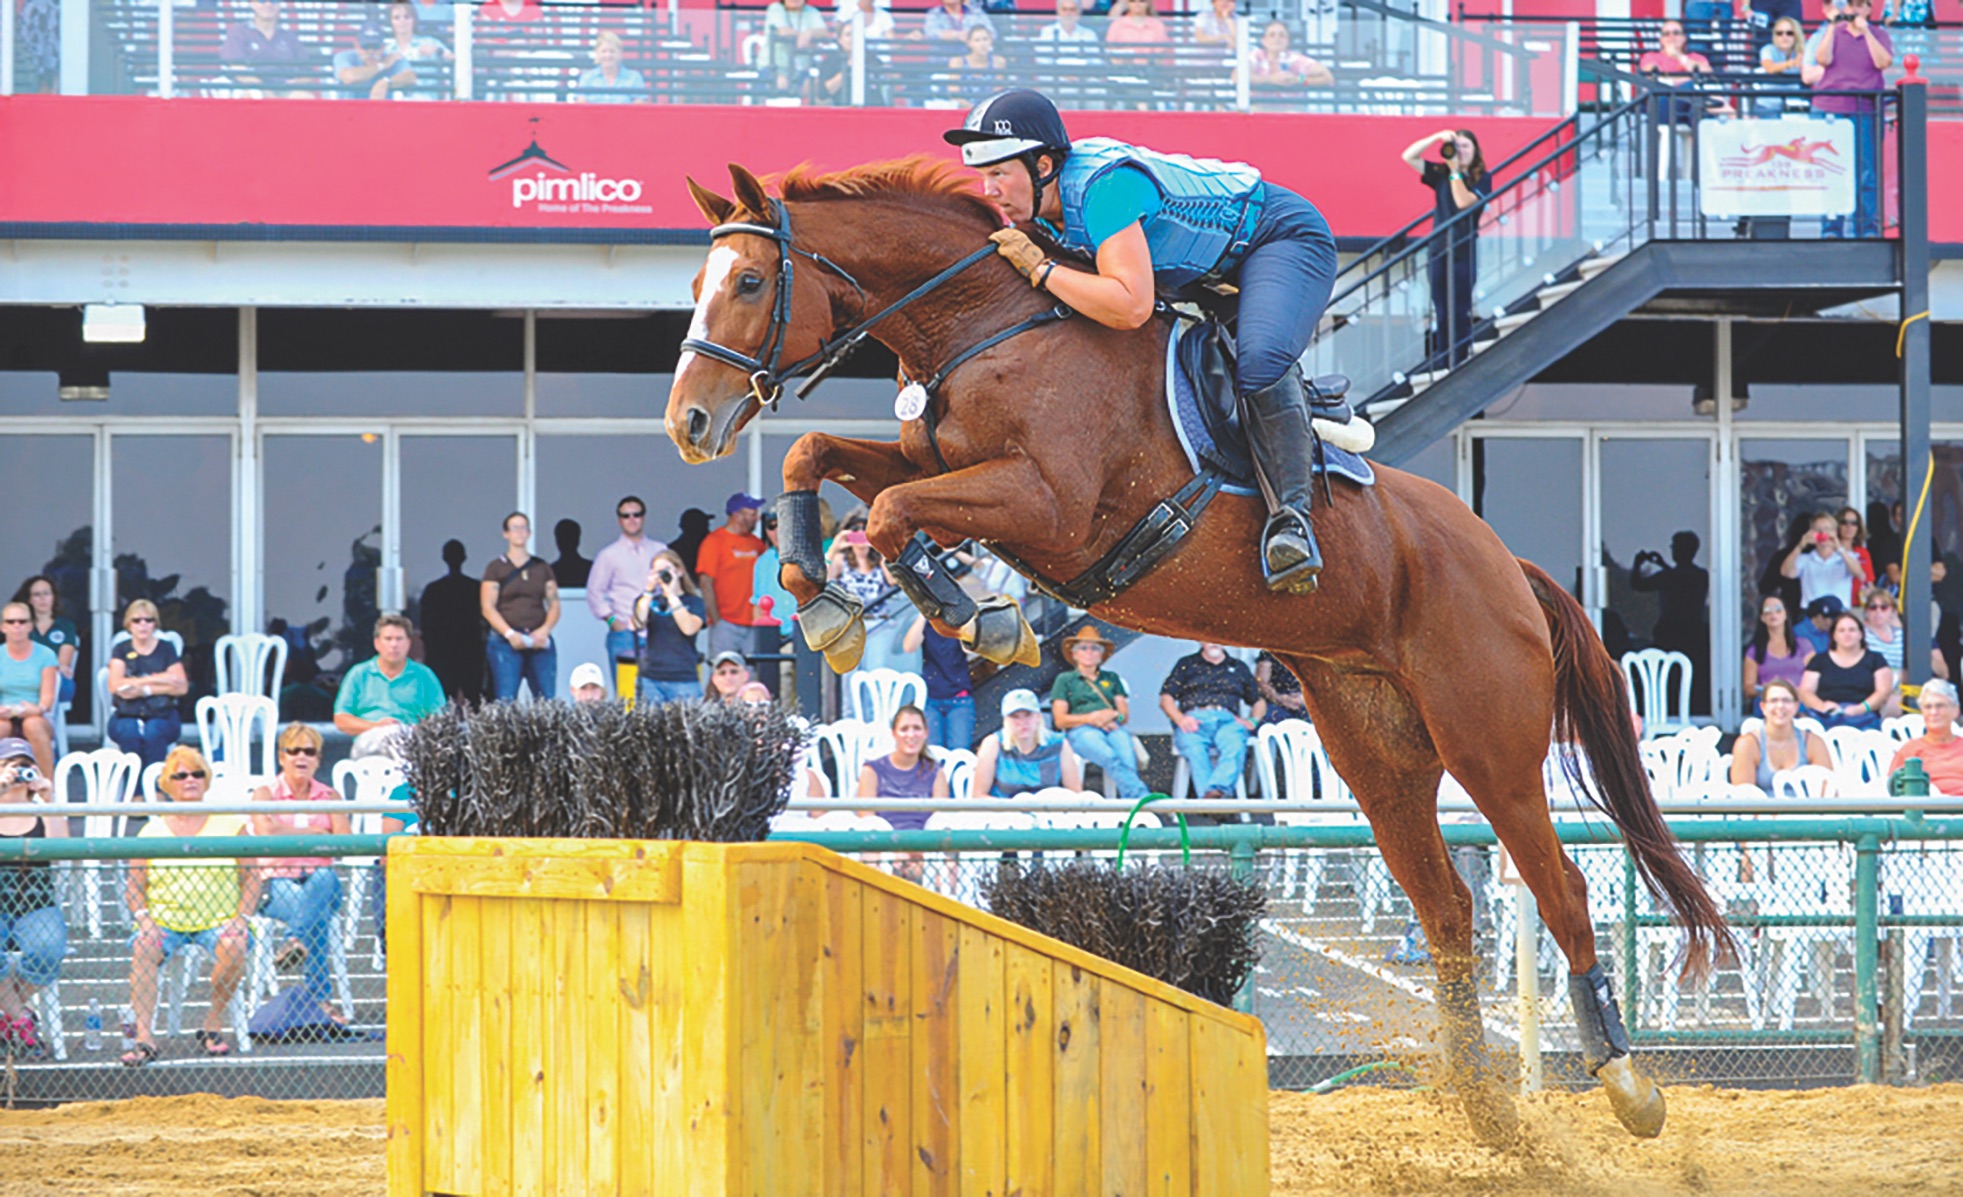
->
[1698, 117, 1857, 219]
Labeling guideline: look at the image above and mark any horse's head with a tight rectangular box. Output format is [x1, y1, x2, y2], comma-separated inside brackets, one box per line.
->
[667, 164, 836, 464]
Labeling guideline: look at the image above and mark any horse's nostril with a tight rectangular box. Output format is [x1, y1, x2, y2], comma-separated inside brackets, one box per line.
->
[687, 407, 711, 445]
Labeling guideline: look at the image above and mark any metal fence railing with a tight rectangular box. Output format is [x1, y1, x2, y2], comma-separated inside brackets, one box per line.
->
[4, 815, 1959, 1105]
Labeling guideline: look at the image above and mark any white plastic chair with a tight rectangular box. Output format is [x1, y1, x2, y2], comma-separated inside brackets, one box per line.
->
[1772, 765, 1840, 799]
[1893, 840, 1963, 1029]
[928, 746, 977, 802]
[213, 632, 289, 701]
[1738, 715, 1828, 740]
[194, 694, 278, 781]
[845, 668, 927, 730]
[1257, 721, 1344, 914]
[1761, 839, 1855, 1030]
[1822, 727, 1893, 794]
[809, 718, 892, 800]
[159, 935, 256, 1053]
[335, 757, 406, 972]
[53, 747, 143, 938]
[1883, 713, 1923, 744]
[1620, 648, 1693, 739]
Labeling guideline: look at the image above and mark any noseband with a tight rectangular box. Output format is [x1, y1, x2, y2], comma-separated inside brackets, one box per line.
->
[679, 197, 1005, 409]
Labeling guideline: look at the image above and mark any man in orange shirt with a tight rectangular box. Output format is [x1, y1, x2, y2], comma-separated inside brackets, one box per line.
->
[697, 493, 765, 659]
[1888, 679, 1963, 795]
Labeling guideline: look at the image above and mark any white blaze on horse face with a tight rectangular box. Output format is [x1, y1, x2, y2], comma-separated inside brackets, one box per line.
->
[673, 244, 741, 382]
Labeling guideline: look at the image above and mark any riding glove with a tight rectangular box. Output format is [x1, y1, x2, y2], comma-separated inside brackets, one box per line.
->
[989, 229, 1051, 287]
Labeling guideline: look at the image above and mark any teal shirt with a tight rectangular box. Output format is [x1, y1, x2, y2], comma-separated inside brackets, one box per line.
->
[334, 656, 445, 725]
[1078, 166, 1163, 251]
[0, 642, 58, 706]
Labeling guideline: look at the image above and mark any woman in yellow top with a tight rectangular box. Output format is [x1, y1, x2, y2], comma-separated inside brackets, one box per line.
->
[121, 746, 261, 1065]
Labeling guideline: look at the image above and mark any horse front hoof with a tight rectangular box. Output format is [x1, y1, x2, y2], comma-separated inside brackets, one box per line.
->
[1460, 1085, 1520, 1151]
[1598, 1055, 1666, 1139]
[797, 584, 865, 654]
[968, 599, 1041, 667]
[820, 617, 867, 673]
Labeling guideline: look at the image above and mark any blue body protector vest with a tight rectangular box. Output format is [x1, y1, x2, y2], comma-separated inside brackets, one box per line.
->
[1053, 138, 1266, 289]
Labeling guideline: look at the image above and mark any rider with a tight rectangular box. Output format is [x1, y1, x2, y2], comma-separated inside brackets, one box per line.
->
[943, 88, 1340, 592]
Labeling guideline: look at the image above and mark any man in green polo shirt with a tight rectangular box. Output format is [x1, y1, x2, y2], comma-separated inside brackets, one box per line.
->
[334, 613, 444, 761]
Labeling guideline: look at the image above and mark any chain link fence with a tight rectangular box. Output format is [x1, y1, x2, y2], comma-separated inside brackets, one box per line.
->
[5, 820, 1961, 1106]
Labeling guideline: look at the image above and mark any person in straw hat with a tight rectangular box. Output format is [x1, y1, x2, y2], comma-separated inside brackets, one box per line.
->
[1047, 623, 1147, 798]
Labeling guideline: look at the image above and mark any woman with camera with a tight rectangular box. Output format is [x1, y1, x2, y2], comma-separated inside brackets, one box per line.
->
[0, 740, 65, 1057]
[1400, 128, 1490, 367]
[633, 550, 706, 706]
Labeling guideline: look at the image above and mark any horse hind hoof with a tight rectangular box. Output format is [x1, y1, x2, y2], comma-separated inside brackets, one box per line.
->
[1598, 1055, 1666, 1139]
[820, 618, 867, 674]
[796, 585, 865, 655]
[968, 600, 1042, 667]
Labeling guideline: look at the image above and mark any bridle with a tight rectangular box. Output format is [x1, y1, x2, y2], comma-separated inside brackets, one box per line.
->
[678, 197, 1009, 410]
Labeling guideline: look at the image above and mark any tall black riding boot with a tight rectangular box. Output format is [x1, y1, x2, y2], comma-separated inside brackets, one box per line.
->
[1241, 369, 1323, 593]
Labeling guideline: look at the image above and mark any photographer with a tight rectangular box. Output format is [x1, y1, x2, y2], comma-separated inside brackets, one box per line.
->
[1400, 129, 1490, 367]
[633, 550, 706, 706]
[1811, 0, 1892, 239]
[1780, 511, 1865, 612]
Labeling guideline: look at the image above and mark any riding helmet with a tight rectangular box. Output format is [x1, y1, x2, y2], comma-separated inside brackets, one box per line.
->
[942, 89, 1072, 168]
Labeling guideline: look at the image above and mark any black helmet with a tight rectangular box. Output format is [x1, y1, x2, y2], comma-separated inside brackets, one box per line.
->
[943, 89, 1071, 168]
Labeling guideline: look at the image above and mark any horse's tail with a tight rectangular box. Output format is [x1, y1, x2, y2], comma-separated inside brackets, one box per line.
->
[1517, 557, 1728, 980]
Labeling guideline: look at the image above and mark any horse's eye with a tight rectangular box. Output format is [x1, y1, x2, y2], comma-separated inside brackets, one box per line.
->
[737, 273, 765, 295]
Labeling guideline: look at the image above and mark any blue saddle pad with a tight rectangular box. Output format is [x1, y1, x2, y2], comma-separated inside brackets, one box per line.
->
[1167, 319, 1375, 497]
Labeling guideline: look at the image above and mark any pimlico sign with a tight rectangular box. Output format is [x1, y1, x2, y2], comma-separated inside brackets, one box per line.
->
[488, 118, 651, 216]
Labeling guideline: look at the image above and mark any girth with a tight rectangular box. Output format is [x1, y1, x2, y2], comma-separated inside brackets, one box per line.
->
[984, 468, 1227, 610]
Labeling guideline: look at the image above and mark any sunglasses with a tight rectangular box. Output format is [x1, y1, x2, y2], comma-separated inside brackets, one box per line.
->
[283, 745, 320, 757]
[129, 615, 157, 625]
[1774, 29, 1796, 34]
[170, 770, 208, 782]
[1867, 603, 1894, 610]
[1840, 517, 1861, 525]
[618, 510, 645, 520]
[0, 617, 26, 625]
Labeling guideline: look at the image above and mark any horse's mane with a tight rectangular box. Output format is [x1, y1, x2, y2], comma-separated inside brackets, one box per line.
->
[771, 156, 1003, 231]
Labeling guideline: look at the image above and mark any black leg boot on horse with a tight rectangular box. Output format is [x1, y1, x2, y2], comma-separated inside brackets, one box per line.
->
[1572, 963, 1666, 1138]
[890, 534, 1043, 668]
[1240, 367, 1323, 594]
[777, 490, 868, 673]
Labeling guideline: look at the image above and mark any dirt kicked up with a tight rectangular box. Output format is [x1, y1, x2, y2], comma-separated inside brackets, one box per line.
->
[0, 1085, 1959, 1195]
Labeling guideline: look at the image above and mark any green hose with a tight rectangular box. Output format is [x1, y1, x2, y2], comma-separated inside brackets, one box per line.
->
[1308, 1060, 1423, 1095]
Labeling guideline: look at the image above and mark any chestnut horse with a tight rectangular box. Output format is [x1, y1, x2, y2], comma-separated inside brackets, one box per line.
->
[666, 159, 1725, 1144]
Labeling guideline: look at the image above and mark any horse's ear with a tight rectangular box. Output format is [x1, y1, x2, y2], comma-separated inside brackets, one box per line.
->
[686, 176, 735, 226]
[727, 164, 772, 218]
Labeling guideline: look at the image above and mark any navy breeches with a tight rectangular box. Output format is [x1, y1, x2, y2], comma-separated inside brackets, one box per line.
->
[1228, 184, 1339, 395]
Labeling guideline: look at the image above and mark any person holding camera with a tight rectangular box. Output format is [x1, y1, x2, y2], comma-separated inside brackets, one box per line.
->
[1400, 128, 1490, 368]
[1781, 511, 1866, 612]
[0, 740, 65, 1058]
[633, 550, 706, 706]
[1811, 0, 1892, 239]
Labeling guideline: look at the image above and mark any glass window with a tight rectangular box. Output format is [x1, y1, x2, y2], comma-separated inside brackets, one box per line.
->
[1484, 384, 1704, 423]
[111, 433, 234, 700]
[534, 433, 749, 585]
[1398, 435, 1457, 496]
[262, 434, 384, 716]
[1600, 438, 1712, 712]
[0, 434, 95, 722]
[257, 309, 523, 418]
[259, 371, 524, 419]
[535, 373, 667, 419]
[1740, 437, 1848, 646]
[398, 435, 519, 631]
[0, 308, 237, 416]
[1472, 436, 1584, 602]
[1867, 440, 1963, 677]
[1739, 384, 1899, 423]
[101, 373, 237, 417]
[534, 313, 680, 418]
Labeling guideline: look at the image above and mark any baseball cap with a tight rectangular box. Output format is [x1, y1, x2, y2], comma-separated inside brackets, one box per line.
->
[726, 493, 764, 515]
[0, 737, 33, 763]
[710, 650, 748, 670]
[569, 662, 608, 692]
[355, 21, 386, 49]
[1804, 594, 1844, 620]
[1000, 688, 1042, 717]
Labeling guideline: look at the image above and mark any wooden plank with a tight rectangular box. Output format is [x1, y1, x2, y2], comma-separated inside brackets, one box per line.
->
[384, 852, 427, 1197]
[1191, 1017, 1265, 1196]
[861, 886, 913, 1197]
[682, 851, 737, 1197]
[420, 893, 455, 1195]
[552, 897, 590, 1194]
[449, 896, 485, 1185]
[1144, 1004, 1192, 1197]
[737, 856, 813, 1196]
[616, 901, 656, 1197]
[911, 908, 959, 1196]
[1002, 944, 1055, 1197]
[647, 899, 689, 1197]
[1100, 985, 1148, 1197]
[821, 863, 865, 1197]
[402, 851, 682, 904]
[586, 900, 622, 1195]
[955, 924, 1004, 1197]
[478, 896, 515, 1196]
[510, 897, 549, 1197]
[1052, 962, 1101, 1197]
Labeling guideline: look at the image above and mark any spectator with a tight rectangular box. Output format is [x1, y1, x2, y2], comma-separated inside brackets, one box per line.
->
[333, 614, 446, 761]
[751, 509, 795, 631]
[335, 21, 418, 100]
[1106, 0, 1170, 43]
[577, 30, 647, 102]
[12, 576, 77, 710]
[550, 519, 591, 588]
[105, 600, 186, 774]
[764, 0, 831, 94]
[704, 651, 753, 703]
[918, 0, 995, 43]
[1728, 679, 1831, 787]
[856, 704, 946, 833]
[1037, 0, 1103, 64]
[812, 20, 861, 105]
[1255, 649, 1307, 725]
[248, 724, 349, 1028]
[1638, 19, 1715, 92]
[1812, 0, 1892, 239]
[946, 25, 1009, 102]
[1744, 595, 1808, 712]
[1241, 20, 1333, 86]
[569, 662, 610, 704]
[634, 550, 707, 706]
[386, 0, 453, 64]
[221, 0, 307, 72]
[837, 0, 895, 41]
[737, 681, 776, 706]
[671, 508, 713, 574]
[1781, 511, 1864, 611]
[1797, 593, 1842, 656]
[1799, 0, 1844, 79]
[905, 613, 975, 751]
[1799, 610, 1890, 729]
[121, 747, 260, 1066]
[698, 494, 765, 659]
[0, 741, 65, 1058]
[1861, 586, 1906, 712]
[973, 688, 1082, 797]
[420, 540, 485, 701]
[1748, 0, 1803, 51]
[1401, 128, 1490, 367]
[0, 603, 58, 779]
[1049, 624, 1148, 799]
[1835, 505, 1878, 604]
[828, 527, 886, 609]
[481, 511, 560, 702]
[1191, 0, 1238, 46]
[1756, 16, 1807, 115]
[1888, 679, 1963, 794]
[1868, 499, 1903, 591]
[1160, 643, 1264, 804]
[587, 495, 666, 672]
